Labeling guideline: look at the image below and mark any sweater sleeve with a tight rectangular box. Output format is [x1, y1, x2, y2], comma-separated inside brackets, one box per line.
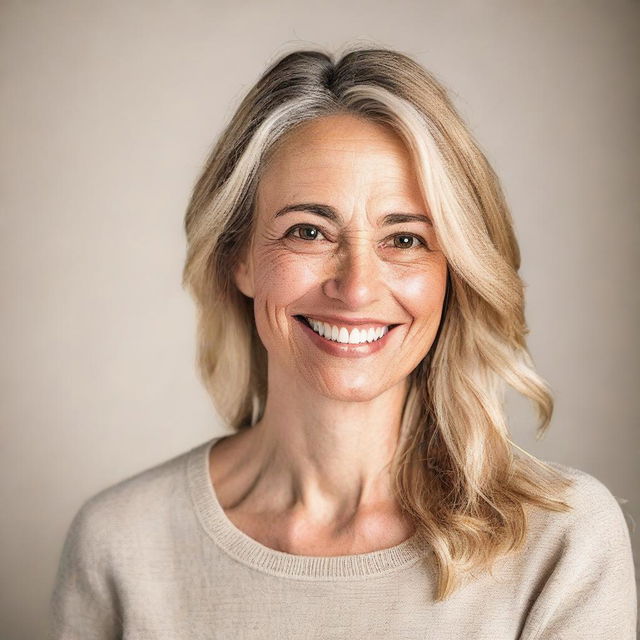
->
[48, 497, 123, 640]
[520, 473, 638, 640]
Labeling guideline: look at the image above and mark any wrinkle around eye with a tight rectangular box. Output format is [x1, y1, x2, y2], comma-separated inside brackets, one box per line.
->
[283, 224, 433, 252]
[285, 224, 329, 242]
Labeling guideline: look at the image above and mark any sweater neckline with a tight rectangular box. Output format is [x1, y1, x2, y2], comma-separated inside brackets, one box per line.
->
[187, 435, 428, 580]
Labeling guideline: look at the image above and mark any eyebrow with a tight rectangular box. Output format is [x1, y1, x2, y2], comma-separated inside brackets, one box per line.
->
[273, 203, 433, 227]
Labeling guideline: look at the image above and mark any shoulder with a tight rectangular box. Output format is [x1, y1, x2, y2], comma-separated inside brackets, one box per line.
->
[541, 460, 631, 536]
[64, 440, 210, 554]
[517, 462, 637, 638]
[522, 459, 635, 575]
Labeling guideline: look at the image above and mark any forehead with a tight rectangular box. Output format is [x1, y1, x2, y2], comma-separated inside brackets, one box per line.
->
[257, 115, 423, 201]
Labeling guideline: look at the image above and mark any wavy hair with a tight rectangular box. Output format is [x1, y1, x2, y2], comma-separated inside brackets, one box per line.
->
[181, 44, 575, 600]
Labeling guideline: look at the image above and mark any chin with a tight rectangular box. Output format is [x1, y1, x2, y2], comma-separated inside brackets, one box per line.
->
[312, 373, 399, 403]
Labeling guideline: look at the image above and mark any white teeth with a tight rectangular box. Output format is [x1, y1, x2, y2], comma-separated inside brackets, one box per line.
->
[306, 317, 389, 344]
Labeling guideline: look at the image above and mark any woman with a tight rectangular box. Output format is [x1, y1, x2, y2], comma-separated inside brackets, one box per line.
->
[49, 45, 637, 638]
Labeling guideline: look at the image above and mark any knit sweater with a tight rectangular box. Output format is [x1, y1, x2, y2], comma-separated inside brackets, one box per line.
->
[48, 435, 637, 639]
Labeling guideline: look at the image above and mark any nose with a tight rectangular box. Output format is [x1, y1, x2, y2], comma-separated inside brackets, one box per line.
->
[322, 237, 384, 308]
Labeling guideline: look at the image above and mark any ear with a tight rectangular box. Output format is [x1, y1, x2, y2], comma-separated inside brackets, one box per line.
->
[233, 250, 255, 299]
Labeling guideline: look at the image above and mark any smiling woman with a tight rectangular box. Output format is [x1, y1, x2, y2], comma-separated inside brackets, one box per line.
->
[49, 45, 637, 639]
[231, 114, 449, 404]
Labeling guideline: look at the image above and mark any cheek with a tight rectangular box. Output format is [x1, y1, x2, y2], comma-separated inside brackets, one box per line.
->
[394, 262, 447, 320]
[252, 248, 319, 310]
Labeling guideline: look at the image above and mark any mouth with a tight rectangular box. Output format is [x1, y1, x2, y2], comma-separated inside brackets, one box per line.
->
[293, 315, 401, 345]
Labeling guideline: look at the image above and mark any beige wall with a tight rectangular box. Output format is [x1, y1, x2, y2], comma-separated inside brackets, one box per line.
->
[1, 1, 638, 637]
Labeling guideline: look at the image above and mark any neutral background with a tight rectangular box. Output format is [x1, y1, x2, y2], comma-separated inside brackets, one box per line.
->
[1, 0, 638, 637]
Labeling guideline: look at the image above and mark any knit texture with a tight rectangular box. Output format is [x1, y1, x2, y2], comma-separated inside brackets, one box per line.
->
[48, 436, 637, 639]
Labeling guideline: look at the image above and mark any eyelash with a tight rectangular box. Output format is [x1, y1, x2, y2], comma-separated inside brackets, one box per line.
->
[285, 224, 429, 250]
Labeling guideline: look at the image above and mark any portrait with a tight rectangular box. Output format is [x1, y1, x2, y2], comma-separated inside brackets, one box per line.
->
[1, 2, 637, 639]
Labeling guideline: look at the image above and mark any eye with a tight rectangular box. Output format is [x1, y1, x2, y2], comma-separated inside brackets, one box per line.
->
[285, 224, 327, 241]
[284, 226, 430, 251]
[387, 233, 429, 250]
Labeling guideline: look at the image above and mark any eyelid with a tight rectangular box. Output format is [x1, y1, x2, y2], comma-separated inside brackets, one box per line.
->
[284, 224, 430, 249]
[285, 224, 330, 241]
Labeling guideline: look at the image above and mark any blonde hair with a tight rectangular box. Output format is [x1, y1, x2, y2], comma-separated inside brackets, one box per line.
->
[181, 44, 574, 600]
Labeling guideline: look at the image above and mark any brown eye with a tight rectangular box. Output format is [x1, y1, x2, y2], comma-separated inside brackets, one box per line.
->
[391, 234, 427, 250]
[286, 225, 326, 241]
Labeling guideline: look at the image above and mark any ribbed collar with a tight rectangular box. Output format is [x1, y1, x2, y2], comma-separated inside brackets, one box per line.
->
[187, 436, 428, 580]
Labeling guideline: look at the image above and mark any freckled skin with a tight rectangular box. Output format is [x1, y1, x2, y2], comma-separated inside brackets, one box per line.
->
[235, 114, 448, 402]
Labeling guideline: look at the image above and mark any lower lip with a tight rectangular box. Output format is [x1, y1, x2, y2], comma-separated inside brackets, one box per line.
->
[294, 316, 399, 358]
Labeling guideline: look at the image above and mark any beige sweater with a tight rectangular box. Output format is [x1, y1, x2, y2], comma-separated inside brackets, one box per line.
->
[48, 436, 637, 639]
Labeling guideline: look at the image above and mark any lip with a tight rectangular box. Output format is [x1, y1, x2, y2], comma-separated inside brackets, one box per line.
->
[293, 315, 400, 358]
[296, 314, 400, 329]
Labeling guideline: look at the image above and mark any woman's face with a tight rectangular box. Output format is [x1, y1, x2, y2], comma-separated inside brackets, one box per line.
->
[234, 114, 448, 402]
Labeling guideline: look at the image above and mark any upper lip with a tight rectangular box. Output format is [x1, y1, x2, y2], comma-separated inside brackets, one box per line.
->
[296, 314, 400, 328]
